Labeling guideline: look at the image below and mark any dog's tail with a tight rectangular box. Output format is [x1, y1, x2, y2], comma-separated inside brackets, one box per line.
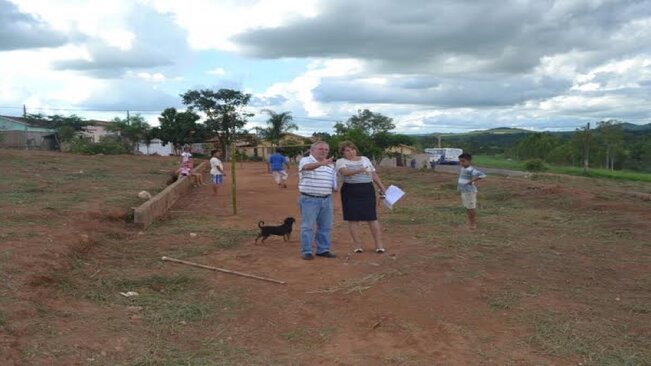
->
[258, 221, 265, 228]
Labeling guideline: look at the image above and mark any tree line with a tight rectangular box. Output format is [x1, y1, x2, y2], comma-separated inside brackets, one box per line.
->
[510, 121, 651, 172]
[412, 120, 651, 172]
[23, 88, 413, 160]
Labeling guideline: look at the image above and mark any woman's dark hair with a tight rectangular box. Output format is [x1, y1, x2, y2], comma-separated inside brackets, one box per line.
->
[338, 140, 358, 155]
[458, 152, 472, 160]
[211, 149, 218, 156]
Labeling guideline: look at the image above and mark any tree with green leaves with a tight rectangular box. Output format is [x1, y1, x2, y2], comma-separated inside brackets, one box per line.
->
[327, 110, 411, 162]
[596, 120, 624, 171]
[569, 124, 592, 171]
[26, 113, 89, 148]
[343, 109, 395, 135]
[626, 135, 651, 172]
[514, 132, 562, 161]
[107, 114, 151, 153]
[259, 109, 298, 145]
[156, 107, 204, 153]
[181, 88, 253, 159]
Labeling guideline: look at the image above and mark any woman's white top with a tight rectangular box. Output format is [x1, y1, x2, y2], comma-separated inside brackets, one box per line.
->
[335, 156, 375, 184]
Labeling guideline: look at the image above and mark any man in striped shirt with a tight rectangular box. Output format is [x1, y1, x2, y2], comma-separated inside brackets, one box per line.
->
[298, 141, 337, 260]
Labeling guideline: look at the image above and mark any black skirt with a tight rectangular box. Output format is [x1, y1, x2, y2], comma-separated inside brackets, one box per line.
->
[341, 182, 377, 221]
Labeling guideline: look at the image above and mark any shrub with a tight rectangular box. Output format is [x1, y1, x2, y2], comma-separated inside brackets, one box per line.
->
[69, 139, 128, 155]
[524, 159, 548, 172]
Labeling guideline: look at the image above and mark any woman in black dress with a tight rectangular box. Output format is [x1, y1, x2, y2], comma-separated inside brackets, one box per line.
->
[335, 141, 387, 253]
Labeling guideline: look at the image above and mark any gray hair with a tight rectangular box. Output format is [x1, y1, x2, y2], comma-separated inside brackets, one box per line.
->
[310, 141, 329, 150]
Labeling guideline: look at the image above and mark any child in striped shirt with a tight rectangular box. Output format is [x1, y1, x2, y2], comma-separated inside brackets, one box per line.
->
[457, 153, 486, 230]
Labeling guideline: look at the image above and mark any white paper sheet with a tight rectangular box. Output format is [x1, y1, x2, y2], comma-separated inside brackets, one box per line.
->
[383, 184, 405, 209]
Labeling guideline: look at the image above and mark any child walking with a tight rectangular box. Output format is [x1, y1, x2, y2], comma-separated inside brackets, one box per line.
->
[209, 149, 225, 196]
[457, 153, 486, 230]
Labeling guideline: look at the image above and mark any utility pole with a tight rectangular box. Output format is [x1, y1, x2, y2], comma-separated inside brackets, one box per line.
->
[231, 144, 237, 215]
[583, 122, 591, 173]
[126, 110, 130, 123]
[23, 104, 27, 149]
[437, 135, 442, 148]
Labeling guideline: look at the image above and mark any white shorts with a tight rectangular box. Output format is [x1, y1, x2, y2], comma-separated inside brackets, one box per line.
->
[272, 170, 288, 184]
[461, 192, 477, 209]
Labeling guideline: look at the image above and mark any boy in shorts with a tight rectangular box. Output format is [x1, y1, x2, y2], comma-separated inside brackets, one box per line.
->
[268, 148, 290, 188]
[209, 150, 225, 196]
[457, 153, 486, 230]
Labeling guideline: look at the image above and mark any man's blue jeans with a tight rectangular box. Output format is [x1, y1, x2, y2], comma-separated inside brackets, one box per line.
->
[299, 195, 333, 255]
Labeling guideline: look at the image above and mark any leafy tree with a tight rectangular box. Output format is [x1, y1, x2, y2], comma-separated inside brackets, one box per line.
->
[342, 109, 395, 135]
[181, 88, 253, 159]
[596, 120, 624, 170]
[107, 114, 151, 153]
[156, 107, 204, 153]
[626, 136, 651, 172]
[259, 109, 298, 145]
[328, 109, 408, 161]
[26, 113, 89, 148]
[311, 132, 332, 142]
[515, 132, 562, 161]
[373, 131, 414, 151]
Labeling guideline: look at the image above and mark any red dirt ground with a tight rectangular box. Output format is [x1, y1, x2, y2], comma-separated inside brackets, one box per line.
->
[2, 155, 650, 365]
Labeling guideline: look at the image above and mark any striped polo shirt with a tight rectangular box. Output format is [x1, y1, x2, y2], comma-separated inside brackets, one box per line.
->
[457, 166, 486, 193]
[299, 155, 335, 196]
[335, 156, 374, 184]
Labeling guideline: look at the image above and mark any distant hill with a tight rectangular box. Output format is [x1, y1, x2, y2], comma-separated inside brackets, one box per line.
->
[448, 127, 532, 137]
[411, 123, 650, 137]
[619, 122, 651, 131]
[410, 121, 651, 156]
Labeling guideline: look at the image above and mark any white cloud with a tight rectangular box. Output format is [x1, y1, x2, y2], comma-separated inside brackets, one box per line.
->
[2, 0, 651, 133]
[104, 29, 135, 50]
[207, 67, 226, 76]
[0, 45, 101, 107]
[260, 58, 365, 118]
[144, 0, 320, 51]
[8, 0, 134, 46]
[127, 71, 168, 82]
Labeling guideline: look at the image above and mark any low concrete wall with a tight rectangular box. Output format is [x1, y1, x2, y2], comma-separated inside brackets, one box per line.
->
[133, 161, 208, 229]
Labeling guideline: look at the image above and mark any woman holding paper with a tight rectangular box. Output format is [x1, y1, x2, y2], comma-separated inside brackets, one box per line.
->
[335, 141, 387, 253]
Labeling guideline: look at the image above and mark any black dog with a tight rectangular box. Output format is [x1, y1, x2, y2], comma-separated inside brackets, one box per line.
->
[255, 217, 295, 244]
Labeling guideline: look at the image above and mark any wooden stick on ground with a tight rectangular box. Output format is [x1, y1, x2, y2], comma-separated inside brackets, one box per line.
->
[161, 256, 287, 285]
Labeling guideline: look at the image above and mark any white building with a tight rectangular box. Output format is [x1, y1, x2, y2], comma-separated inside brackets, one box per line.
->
[138, 139, 173, 155]
[83, 120, 116, 143]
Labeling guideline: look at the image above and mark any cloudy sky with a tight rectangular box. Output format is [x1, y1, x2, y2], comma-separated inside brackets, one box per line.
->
[1, 0, 650, 134]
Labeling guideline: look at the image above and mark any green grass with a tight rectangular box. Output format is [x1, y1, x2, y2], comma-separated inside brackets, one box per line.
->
[383, 353, 420, 365]
[473, 155, 651, 182]
[485, 290, 520, 310]
[552, 165, 651, 182]
[0, 310, 7, 328]
[58, 273, 240, 327]
[282, 327, 336, 349]
[128, 339, 253, 366]
[472, 155, 525, 170]
[528, 312, 651, 365]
